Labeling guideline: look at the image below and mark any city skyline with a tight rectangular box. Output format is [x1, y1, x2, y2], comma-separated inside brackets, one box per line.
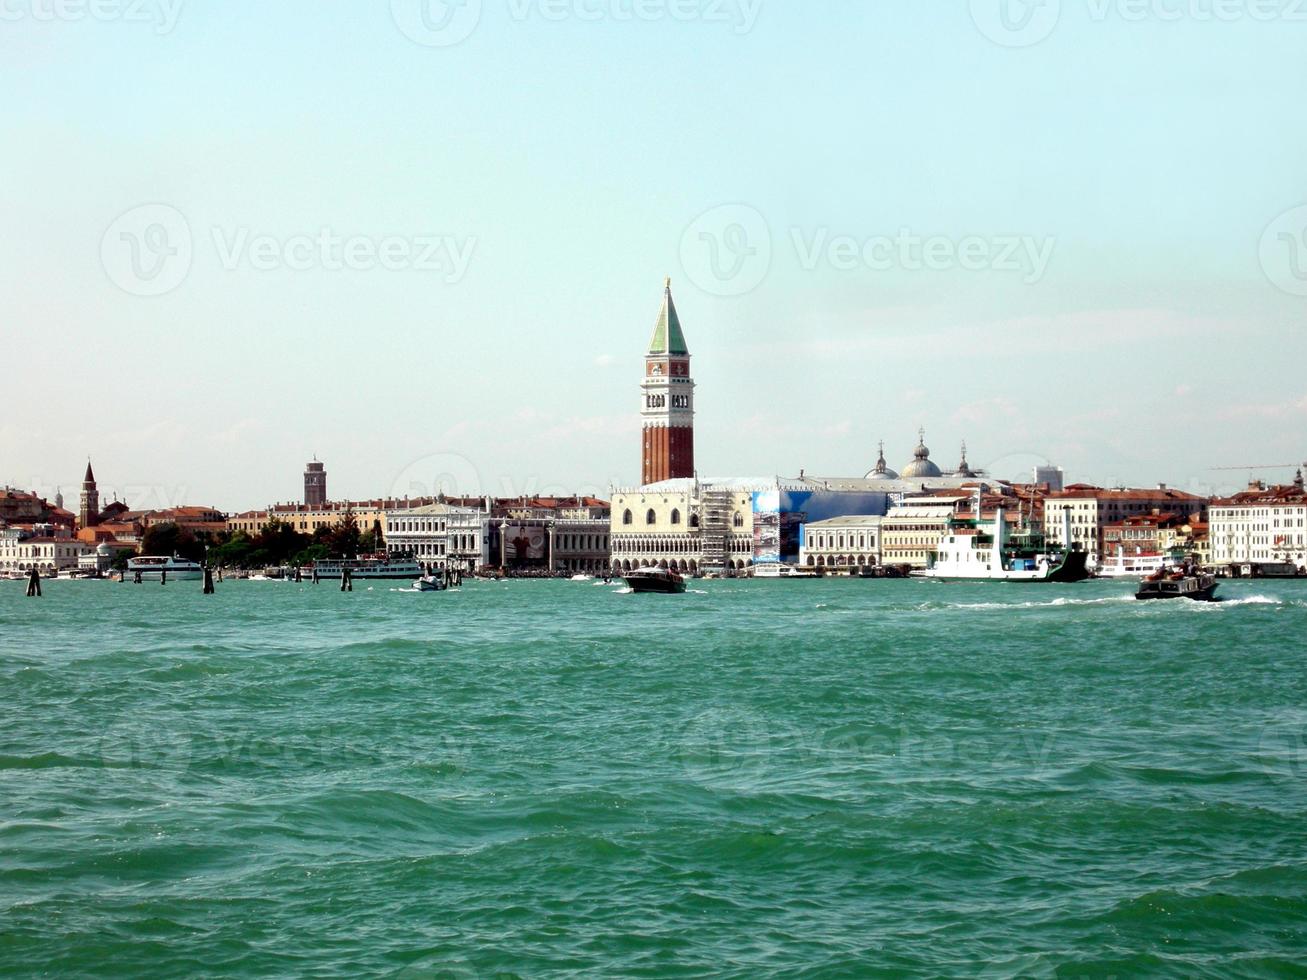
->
[4, 4, 1306, 508]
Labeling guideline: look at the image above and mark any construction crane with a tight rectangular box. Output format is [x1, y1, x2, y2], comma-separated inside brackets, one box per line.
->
[1209, 463, 1300, 471]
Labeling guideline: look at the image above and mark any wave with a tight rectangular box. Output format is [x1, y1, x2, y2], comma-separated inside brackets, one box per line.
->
[941, 595, 1136, 611]
[0, 752, 95, 771]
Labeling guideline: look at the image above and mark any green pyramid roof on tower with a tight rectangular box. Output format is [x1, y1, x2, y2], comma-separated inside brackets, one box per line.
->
[648, 278, 689, 356]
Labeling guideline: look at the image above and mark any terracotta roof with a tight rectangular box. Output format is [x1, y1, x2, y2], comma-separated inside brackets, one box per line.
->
[1049, 487, 1203, 502]
[1214, 486, 1307, 506]
[1103, 512, 1186, 529]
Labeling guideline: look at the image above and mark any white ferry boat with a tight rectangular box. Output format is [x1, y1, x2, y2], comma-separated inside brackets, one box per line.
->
[309, 557, 423, 580]
[126, 555, 204, 582]
[919, 500, 1089, 583]
[1094, 547, 1168, 579]
[751, 563, 819, 579]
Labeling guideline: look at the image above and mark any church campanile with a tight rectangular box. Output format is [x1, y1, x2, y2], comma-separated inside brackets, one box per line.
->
[79, 459, 99, 528]
[640, 278, 695, 485]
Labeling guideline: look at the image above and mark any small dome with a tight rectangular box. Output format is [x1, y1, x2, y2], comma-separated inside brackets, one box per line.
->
[954, 442, 975, 479]
[96, 543, 112, 555]
[864, 441, 899, 480]
[901, 429, 942, 479]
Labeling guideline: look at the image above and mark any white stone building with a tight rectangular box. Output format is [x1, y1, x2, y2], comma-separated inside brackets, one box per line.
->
[0, 528, 90, 575]
[879, 503, 961, 569]
[800, 516, 883, 571]
[1209, 477, 1307, 571]
[609, 479, 757, 576]
[1044, 485, 1206, 560]
[383, 502, 478, 569]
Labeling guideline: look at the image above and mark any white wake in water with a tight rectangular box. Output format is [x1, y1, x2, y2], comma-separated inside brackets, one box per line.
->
[944, 595, 1137, 611]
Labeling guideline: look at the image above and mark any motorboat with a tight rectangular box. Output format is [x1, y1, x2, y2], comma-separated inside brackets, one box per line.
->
[623, 567, 687, 594]
[1135, 564, 1219, 601]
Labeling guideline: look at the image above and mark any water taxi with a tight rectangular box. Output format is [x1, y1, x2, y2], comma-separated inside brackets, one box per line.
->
[623, 567, 687, 594]
[1135, 564, 1219, 602]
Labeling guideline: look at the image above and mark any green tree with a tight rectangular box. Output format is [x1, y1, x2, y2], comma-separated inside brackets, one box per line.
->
[291, 542, 329, 567]
[255, 518, 312, 566]
[211, 531, 256, 569]
[141, 522, 203, 562]
[325, 508, 361, 559]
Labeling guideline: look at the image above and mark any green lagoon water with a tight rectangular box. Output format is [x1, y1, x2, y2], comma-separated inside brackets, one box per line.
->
[3, 576, 1307, 977]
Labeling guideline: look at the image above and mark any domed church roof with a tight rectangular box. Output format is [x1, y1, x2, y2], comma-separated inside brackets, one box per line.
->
[901, 428, 943, 480]
[864, 441, 899, 480]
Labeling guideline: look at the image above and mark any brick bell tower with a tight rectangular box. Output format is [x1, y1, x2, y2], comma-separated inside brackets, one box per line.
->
[641, 278, 695, 485]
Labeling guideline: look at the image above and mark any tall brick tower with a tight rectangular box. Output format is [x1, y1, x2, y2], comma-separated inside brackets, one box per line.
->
[641, 278, 695, 485]
[304, 458, 327, 507]
[79, 459, 99, 528]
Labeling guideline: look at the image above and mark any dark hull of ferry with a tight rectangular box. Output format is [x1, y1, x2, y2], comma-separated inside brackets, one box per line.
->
[624, 570, 687, 594]
[996, 549, 1090, 584]
[1041, 549, 1091, 584]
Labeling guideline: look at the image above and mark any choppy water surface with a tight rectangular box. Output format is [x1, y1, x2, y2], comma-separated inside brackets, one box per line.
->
[3, 577, 1307, 977]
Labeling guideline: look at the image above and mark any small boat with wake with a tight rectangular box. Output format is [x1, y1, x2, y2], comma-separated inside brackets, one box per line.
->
[623, 567, 686, 594]
[1135, 561, 1219, 602]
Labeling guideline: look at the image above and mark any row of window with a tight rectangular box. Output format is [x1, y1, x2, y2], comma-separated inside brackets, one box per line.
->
[621, 509, 745, 528]
[612, 538, 751, 554]
[1213, 508, 1307, 518]
[644, 394, 688, 409]
[807, 532, 877, 550]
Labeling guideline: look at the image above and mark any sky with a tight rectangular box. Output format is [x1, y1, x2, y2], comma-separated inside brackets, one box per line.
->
[2, 0, 1306, 511]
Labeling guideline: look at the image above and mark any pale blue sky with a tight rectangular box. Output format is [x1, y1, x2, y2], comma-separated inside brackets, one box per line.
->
[3, 0, 1305, 510]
